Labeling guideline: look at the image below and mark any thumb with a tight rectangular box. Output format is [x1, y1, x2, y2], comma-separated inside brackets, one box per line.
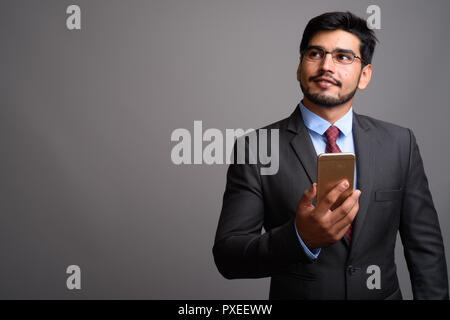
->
[299, 183, 317, 208]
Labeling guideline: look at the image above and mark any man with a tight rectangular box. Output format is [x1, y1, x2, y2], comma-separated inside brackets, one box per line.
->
[212, 11, 448, 299]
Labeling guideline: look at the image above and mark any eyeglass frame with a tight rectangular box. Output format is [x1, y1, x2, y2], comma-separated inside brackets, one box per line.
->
[301, 45, 367, 65]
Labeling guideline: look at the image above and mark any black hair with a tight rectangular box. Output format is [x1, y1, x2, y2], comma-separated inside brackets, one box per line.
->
[300, 11, 378, 66]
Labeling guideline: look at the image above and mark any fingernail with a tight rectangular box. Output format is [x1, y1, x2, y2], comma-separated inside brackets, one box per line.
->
[341, 181, 349, 189]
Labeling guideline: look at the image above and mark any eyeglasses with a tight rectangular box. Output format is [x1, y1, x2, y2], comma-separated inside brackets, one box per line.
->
[301, 46, 365, 65]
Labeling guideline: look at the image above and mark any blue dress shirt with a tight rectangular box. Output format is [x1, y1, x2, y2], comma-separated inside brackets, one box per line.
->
[295, 101, 357, 260]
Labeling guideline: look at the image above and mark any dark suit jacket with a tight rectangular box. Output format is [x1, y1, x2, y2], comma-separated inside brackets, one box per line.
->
[213, 105, 449, 299]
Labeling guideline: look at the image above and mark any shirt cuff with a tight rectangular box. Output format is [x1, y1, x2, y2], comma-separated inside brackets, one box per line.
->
[294, 221, 321, 260]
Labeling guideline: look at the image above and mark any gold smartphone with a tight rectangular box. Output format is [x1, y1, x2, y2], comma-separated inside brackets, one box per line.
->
[317, 153, 355, 211]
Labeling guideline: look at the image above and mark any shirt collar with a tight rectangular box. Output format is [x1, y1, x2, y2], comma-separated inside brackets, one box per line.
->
[299, 100, 353, 136]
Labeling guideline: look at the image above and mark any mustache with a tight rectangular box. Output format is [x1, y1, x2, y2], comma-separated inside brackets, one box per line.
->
[309, 73, 342, 87]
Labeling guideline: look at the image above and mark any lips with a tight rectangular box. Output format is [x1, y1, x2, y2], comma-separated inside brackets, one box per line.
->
[313, 77, 338, 85]
[312, 76, 339, 89]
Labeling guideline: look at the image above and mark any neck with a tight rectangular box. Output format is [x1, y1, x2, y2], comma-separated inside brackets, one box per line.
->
[302, 97, 353, 124]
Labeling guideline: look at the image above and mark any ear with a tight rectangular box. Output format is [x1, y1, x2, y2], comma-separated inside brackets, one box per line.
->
[358, 63, 372, 90]
[296, 57, 302, 82]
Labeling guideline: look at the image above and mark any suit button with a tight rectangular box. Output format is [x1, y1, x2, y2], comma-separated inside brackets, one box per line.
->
[347, 265, 361, 275]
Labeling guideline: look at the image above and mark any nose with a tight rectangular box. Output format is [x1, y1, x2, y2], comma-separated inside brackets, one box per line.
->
[319, 52, 336, 73]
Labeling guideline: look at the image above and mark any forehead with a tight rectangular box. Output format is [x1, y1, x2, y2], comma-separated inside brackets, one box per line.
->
[308, 29, 361, 54]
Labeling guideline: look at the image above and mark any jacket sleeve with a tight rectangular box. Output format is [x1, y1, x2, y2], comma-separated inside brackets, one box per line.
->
[399, 129, 449, 299]
[212, 139, 315, 280]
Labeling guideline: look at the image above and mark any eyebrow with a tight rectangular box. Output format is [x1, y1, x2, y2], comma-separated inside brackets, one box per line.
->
[306, 45, 357, 56]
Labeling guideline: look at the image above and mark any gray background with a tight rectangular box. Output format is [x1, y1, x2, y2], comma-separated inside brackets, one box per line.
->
[1, 0, 449, 299]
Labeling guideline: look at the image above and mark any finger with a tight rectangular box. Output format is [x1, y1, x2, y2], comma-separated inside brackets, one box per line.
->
[330, 198, 359, 234]
[298, 183, 317, 208]
[316, 179, 350, 214]
[335, 224, 353, 242]
[327, 189, 361, 225]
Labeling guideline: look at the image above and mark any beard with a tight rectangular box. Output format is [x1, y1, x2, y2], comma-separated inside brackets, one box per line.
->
[300, 81, 358, 108]
[299, 71, 361, 108]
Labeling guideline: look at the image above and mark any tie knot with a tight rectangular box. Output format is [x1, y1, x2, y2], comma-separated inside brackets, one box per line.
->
[324, 125, 340, 144]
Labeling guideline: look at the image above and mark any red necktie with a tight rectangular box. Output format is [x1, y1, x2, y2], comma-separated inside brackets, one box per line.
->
[324, 126, 352, 243]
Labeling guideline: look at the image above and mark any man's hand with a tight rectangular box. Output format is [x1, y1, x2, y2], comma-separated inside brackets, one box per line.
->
[295, 180, 361, 249]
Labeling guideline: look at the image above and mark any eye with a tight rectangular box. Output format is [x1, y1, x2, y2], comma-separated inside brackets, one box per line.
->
[335, 52, 353, 62]
[307, 49, 323, 59]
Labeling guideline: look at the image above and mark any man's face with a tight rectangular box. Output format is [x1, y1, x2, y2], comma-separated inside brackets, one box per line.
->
[297, 29, 372, 108]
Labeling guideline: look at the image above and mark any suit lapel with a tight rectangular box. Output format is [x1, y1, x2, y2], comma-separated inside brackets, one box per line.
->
[348, 112, 374, 257]
[286, 107, 374, 256]
[287, 106, 318, 184]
